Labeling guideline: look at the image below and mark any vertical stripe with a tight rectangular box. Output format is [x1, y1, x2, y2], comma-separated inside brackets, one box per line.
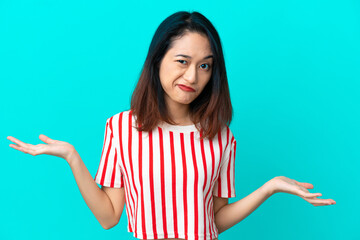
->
[128, 111, 139, 237]
[217, 130, 224, 197]
[214, 127, 230, 199]
[180, 133, 188, 238]
[209, 130, 223, 235]
[158, 127, 168, 238]
[109, 117, 119, 188]
[118, 112, 134, 232]
[207, 138, 216, 236]
[100, 117, 114, 186]
[169, 131, 179, 238]
[226, 136, 235, 197]
[110, 150, 117, 187]
[190, 132, 199, 238]
[138, 126, 147, 239]
[210, 196, 214, 235]
[199, 130, 208, 239]
[148, 130, 158, 238]
[233, 141, 237, 193]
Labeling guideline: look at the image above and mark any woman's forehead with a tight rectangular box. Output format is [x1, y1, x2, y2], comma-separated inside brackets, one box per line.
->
[168, 33, 212, 56]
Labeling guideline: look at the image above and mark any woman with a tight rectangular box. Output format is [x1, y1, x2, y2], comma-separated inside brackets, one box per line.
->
[7, 11, 336, 240]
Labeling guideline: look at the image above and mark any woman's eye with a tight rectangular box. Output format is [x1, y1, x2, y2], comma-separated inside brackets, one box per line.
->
[177, 60, 187, 64]
[177, 60, 211, 70]
[200, 63, 210, 70]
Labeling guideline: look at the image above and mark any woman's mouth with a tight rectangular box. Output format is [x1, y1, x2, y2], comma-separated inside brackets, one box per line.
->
[177, 84, 195, 92]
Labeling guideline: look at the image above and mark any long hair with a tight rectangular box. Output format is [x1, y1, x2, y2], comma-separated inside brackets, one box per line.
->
[130, 11, 233, 140]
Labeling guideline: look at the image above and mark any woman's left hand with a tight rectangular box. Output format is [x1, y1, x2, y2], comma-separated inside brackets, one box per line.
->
[266, 176, 336, 207]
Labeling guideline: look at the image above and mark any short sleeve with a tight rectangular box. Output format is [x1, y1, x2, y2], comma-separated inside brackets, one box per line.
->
[94, 117, 124, 188]
[213, 134, 237, 198]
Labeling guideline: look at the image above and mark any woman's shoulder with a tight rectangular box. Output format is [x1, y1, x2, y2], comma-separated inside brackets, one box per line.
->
[220, 124, 236, 141]
[107, 109, 132, 121]
[103, 109, 132, 130]
[103, 109, 134, 137]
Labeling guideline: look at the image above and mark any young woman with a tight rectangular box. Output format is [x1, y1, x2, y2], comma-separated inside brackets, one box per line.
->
[7, 11, 336, 240]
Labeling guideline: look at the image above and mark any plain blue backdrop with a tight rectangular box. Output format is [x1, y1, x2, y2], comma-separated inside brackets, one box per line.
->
[1, 0, 359, 239]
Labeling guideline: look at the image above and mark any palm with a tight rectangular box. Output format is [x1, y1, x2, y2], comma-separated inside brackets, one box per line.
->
[270, 176, 336, 207]
[7, 134, 75, 161]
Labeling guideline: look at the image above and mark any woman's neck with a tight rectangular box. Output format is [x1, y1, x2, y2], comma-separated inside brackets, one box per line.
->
[166, 102, 193, 125]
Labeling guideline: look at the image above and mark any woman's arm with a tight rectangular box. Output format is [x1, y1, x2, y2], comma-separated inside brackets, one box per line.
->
[214, 176, 336, 234]
[7, 135, 124, 229]
[68, 150, 125, 229]
[214, 181, 273, 234]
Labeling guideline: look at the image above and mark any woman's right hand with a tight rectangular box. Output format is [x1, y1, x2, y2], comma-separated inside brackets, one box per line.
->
[7, 134, 76, 164]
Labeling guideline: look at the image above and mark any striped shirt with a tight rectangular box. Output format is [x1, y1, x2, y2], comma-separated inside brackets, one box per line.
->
[94, 110, 237, 240]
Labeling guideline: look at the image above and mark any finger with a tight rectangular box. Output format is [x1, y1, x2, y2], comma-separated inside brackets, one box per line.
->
[7, 136, 29, 148]
[301, 195, 336, 204]
[294, 185, 325, 198]
[296, 184, 310, 194]
[9, 142, 42, 156]
[9, 144, 33, 155]
[39, 134, 56, 144]
[302, 192, 323, 198]
[293, 180, 314, 189]
[23, 146, 41, 156]
[9, 143, 24, 152]
[307, 198, 336, 206]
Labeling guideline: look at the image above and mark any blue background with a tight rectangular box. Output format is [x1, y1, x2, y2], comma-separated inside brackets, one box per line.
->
[1, 0, 359, 239]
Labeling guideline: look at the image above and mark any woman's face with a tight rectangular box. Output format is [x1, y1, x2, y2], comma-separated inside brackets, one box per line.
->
[159, 31, 213, 108]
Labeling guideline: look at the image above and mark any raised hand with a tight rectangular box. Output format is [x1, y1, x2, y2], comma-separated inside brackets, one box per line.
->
[7, 134, 76, 164]
[268, 176, 336, 207]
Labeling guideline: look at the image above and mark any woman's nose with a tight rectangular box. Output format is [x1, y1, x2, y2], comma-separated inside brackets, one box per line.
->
[183, 65, 197, 83]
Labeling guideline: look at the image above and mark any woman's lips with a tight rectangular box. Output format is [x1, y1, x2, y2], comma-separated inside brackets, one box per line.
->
[178, 84, 195, 92]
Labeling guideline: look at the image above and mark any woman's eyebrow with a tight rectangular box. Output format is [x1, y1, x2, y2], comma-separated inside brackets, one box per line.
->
[175, 54, 213, 59]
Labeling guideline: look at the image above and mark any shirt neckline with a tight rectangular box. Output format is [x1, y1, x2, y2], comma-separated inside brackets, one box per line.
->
[158, 121, 200, 133]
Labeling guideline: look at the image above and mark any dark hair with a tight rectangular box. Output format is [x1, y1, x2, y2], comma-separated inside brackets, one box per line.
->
[130, 11, 233, 140]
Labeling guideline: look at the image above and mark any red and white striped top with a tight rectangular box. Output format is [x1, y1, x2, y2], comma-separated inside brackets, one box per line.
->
[94, 109, 237, 240]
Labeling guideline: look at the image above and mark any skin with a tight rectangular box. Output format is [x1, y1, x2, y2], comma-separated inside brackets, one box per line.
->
[6, 31, 336, 240]
[158, 31, 213, 125]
